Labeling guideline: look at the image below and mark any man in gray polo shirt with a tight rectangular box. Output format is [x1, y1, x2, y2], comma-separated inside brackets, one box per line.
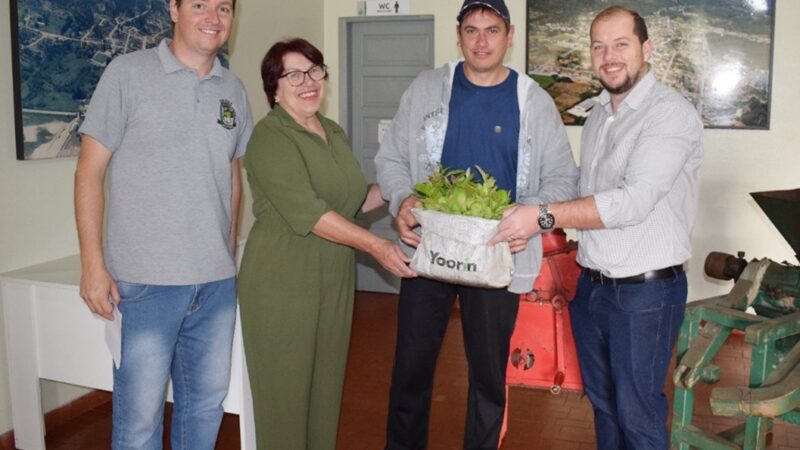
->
[74, 0, 251, 448]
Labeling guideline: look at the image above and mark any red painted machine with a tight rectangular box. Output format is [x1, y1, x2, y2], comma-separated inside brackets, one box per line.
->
[506, 229, 583, 394]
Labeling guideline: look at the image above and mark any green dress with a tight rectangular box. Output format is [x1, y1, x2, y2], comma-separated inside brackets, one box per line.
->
[238, 105, 368, 450]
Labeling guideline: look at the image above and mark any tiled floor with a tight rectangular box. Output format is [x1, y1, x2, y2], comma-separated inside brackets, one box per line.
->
[27, 291, 800, 449]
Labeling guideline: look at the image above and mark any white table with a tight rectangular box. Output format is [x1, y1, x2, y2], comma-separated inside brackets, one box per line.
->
[0, 255, 256, 449]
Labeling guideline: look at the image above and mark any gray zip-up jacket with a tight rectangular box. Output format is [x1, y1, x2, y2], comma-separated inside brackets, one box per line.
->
[375, 61, 579, 293]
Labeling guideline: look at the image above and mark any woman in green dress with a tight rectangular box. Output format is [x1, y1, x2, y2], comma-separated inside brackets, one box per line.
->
[238, 38, 415, 450]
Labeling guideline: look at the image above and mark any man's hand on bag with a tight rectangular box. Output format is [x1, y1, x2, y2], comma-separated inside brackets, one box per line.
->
[396, 195, 422, 248]
[508, 237, 528, 253]
[488, 204, 540, 248]
[79, 265, 119, 321]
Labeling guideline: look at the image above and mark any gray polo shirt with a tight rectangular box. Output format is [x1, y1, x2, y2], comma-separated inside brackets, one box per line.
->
[80, 39, 253, 285]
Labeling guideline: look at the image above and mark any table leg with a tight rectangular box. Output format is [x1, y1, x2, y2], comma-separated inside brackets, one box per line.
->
[2, 281, 46, 450]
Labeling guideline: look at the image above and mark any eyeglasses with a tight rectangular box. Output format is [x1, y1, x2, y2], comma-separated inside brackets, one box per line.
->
[279, 64, 328, 87]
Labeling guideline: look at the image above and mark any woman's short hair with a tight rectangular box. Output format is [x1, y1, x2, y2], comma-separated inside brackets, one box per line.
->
[261, 38, 328, 108]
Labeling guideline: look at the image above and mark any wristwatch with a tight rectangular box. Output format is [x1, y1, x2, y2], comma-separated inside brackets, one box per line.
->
[537, 204, 555, 230]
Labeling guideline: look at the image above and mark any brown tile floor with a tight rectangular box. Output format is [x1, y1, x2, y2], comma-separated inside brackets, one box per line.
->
[34, 291, 800, 450]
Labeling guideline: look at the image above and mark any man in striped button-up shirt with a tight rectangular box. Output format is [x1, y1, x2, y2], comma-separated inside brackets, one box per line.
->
[491, 5, 703, 449]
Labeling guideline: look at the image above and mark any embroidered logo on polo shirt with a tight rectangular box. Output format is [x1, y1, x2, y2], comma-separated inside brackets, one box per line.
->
[217, 99, 237, 130]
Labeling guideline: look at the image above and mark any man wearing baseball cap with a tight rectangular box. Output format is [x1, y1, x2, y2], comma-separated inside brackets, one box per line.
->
[375, 0, 578, 448]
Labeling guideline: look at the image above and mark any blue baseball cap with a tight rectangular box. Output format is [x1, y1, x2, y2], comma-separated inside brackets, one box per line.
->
[457, 0, 510, 25]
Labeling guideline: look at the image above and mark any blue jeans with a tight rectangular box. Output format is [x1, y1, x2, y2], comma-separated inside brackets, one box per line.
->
[112, 277, 237, 450]
[570, 270, 687, 450]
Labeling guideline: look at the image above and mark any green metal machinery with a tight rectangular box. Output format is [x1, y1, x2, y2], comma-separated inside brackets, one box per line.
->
[671, 189, 800, 449]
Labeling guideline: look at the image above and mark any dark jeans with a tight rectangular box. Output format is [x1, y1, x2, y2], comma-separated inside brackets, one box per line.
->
[570, 270, 687, 450]
[386, 277, 520, 450]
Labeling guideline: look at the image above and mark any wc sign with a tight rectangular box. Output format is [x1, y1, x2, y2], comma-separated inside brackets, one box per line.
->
[365, 0, 410, 15]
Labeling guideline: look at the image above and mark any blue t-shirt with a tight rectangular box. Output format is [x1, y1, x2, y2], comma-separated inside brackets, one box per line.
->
[441, 62, 520, 200]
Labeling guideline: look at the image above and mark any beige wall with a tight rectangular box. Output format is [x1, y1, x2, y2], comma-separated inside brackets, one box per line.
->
[323, 0, 800, 303]
[1, 0, 798, 436]
[0, 0, 322, 434]
[231, 0, 325, 234]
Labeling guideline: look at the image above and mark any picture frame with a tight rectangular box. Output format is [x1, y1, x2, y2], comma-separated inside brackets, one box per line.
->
[526, 0, 776, 129]
[9, 0, 170, 160]
[9, 0, 229, 160]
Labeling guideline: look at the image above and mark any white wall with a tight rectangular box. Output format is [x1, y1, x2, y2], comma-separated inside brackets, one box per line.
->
[0, 0, 322, 434]
[0, 0, 91, 433]
[323, 0, 800, 302]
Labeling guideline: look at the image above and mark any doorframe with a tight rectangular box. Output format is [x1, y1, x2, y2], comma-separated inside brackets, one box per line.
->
[338, 15, 435, 293]
[337, 15, 435, 134]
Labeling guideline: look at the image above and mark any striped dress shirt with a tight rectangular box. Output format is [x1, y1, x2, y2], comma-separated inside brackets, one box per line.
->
[576, 71, 704, 278]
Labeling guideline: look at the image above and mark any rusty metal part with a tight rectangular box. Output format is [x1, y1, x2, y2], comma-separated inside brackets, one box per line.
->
[711, 323, 800, 417]
[510, 347, 534, 370]
[705, 251, 749, 281]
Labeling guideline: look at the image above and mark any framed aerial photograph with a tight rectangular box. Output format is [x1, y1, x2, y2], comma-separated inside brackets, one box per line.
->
[9, 0, 229, 160]
[527, 0, 775, 129]
[10, 0, 172, 160]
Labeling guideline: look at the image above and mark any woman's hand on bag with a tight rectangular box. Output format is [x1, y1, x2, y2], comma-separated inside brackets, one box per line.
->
[372, 239, 416, 278]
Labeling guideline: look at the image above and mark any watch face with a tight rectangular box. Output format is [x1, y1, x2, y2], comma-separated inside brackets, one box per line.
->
[538, 213, 555, 230]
